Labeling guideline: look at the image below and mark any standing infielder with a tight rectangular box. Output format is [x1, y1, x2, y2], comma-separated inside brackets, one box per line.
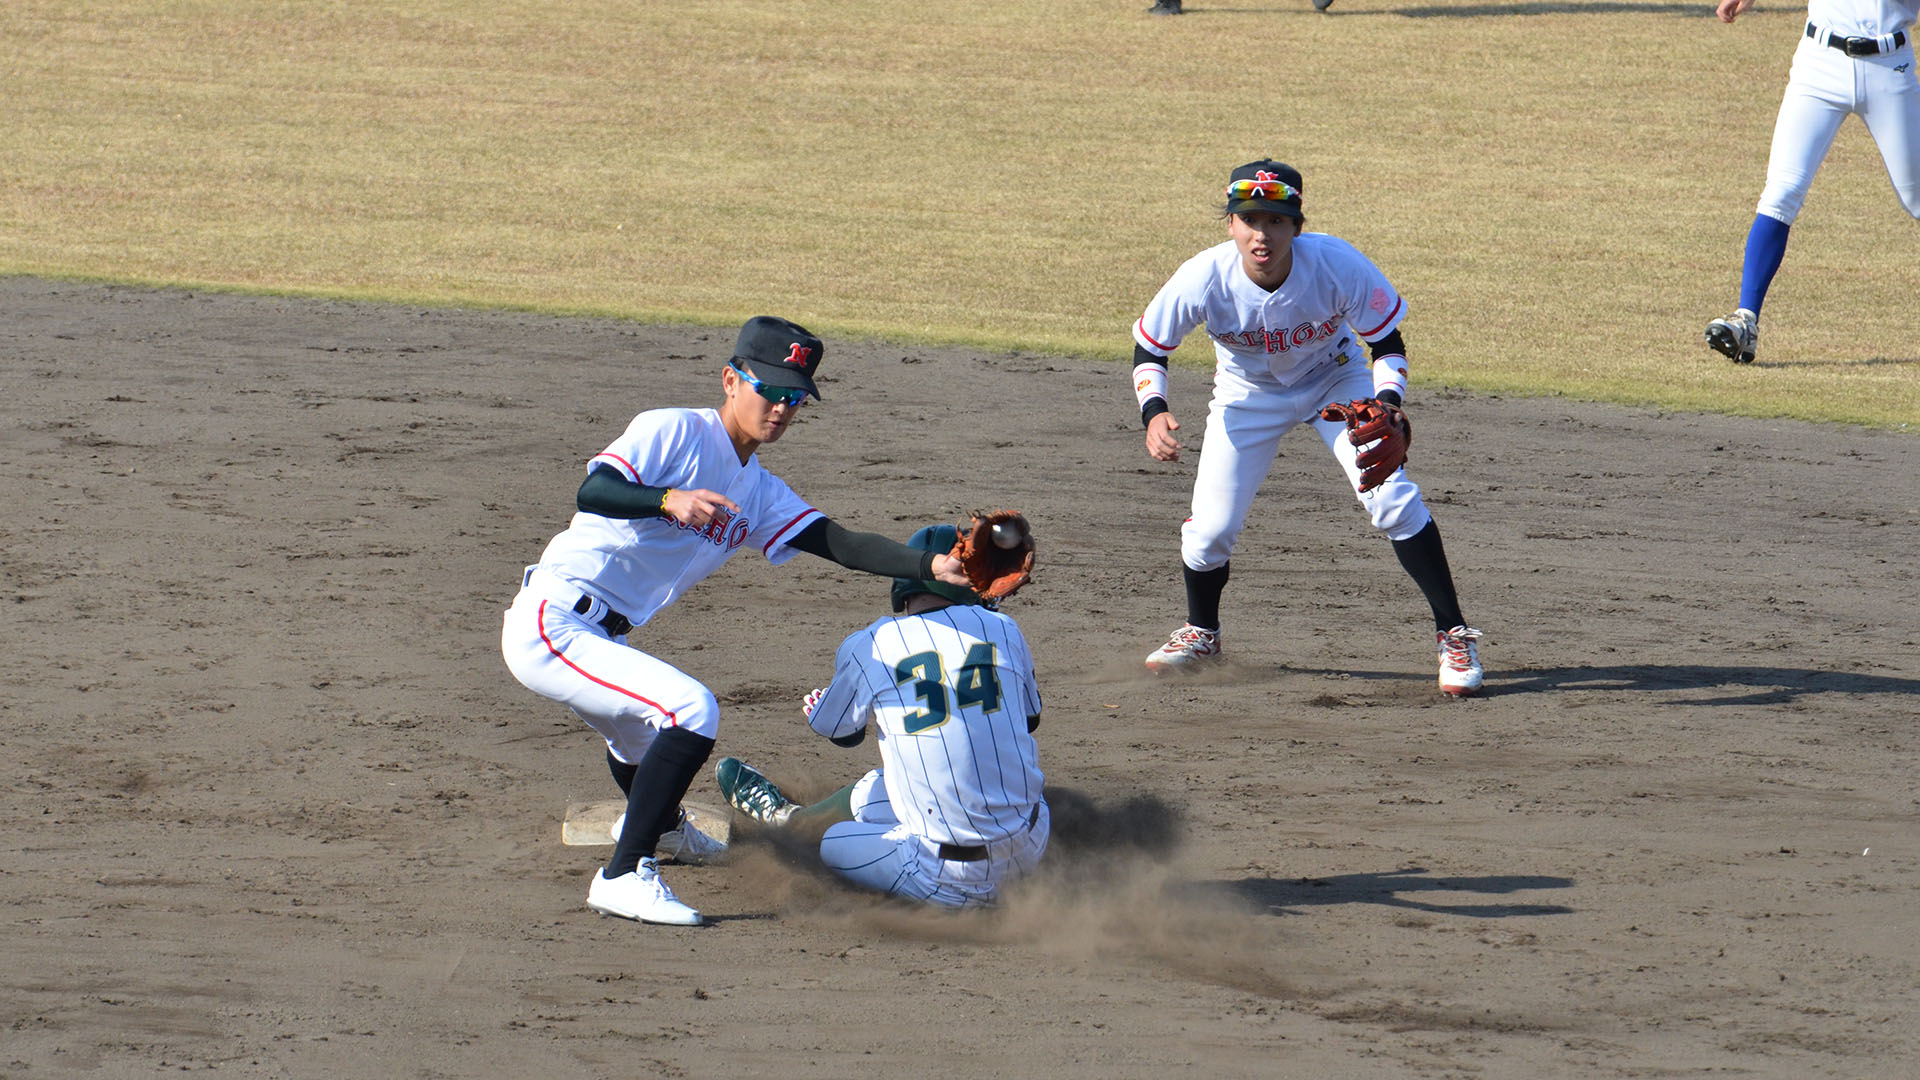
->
[1705, 0, 1920, 364]
[1132, 160, 1484, 695]
[713, 522, 1047, 909]
[501, 316, 977, 926]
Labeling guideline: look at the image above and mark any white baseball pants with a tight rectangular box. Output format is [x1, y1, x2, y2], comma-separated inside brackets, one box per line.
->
[1182, 360, 1432, 573]
[818, 770, 1049, 908]
[1759, 35, 1920, 223]
[500, 568, 720, 766]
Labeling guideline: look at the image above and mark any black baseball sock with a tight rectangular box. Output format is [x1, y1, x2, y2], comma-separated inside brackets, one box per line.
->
[606, 749, 637, 797]
[1183, 562, 1230, 632]
[605, 728, 715, 878]
[1391, 519, 1466, 632]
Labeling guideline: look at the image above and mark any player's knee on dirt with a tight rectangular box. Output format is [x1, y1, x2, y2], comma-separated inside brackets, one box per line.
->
[848, 768, 895, 825]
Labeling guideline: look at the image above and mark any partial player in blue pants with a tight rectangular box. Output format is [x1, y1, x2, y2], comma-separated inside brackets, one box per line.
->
[1706, 0, 1920, 364]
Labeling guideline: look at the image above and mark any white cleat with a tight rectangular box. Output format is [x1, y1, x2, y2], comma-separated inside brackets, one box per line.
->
[610, 809, 728, 865]
[659, 809, 728, 865]
[587, 858, 703, 925]
[1144, 623, 1222, 673]
[1705, 308, 1757, 364]
[1437, 626, 1484, 697]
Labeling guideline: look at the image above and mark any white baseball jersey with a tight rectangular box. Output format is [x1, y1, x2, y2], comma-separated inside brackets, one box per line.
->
[535, 407, 823, 624]
[806, 605, 1044, 846]
[1807, 0, 1915, 37]
[1133, 233, 1406, 388]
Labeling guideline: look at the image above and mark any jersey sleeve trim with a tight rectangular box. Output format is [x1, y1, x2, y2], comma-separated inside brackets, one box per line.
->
[1133, 316, 1176, 355]
[1355, 296, 1405, 340]
[588, 452, 641, 482]
[763, 507, 825, 556]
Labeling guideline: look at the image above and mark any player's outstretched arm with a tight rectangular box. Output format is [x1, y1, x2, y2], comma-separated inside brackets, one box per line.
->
[788, 518, 968, 586]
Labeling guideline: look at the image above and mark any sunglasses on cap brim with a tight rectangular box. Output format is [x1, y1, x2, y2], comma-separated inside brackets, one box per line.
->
[729, 361, 812, 407]
[1226, 178, 1300, 202]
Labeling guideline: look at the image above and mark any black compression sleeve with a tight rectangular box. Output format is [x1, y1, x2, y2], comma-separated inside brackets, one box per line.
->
[577, 467, 670, 518]
[789, 518, 938, 579]
[1368, 328, 1406, 362]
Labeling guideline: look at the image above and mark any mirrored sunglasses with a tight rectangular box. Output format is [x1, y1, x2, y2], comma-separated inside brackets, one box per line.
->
[730, 362, 812, 407]
[1226, 177, 1300, 203]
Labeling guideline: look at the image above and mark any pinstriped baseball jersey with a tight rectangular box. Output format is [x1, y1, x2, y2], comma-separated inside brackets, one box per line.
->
[535, 407, 822, 624]
[1133, 234, 1406, 388]
[807, 605, 1044, 846]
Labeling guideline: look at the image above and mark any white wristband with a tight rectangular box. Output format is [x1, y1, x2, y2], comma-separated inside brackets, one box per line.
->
[1371, 354, 1409, 401]
[1132, 362, 1169, 411]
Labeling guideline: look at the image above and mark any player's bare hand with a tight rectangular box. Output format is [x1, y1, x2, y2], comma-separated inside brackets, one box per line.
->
[662, 487, 740, 527]
[1145, 412, 1183, 462]
[1715, 0, 1753, 22]
[930, 553, 971, 588]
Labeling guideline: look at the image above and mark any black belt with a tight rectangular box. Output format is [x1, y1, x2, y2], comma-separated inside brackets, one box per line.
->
[1808, 22, 1907, 56]
[936, 804, 1040, 863]
[573, 594, 632, 637]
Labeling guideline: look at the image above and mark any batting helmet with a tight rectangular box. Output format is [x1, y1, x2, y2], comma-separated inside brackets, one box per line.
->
[890, 524, 986, 613]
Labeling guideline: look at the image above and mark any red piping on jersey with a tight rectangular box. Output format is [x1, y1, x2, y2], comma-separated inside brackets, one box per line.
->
[537, 599, 679, 725]
[764, 508, 821, 555]
[1134, 317, 1175, 355]
[1356, 297, 1404, 340]
[588, 451, 640, 482]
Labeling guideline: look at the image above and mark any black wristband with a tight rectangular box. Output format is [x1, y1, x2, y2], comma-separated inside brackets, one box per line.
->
[1141, 397, 1170, 429]
[1376, 389, 1402, 408]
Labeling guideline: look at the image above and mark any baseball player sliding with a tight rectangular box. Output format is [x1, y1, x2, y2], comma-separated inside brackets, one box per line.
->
[1705, 0, 1920, 364]
[500, 316, 977, 927]
[714, 522, 1047, 908]
[1131, 160, 1484, 696]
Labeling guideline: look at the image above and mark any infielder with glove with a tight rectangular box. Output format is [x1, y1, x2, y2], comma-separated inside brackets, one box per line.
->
[1704, 0, 1919, 364]
[1132, 160, 1484, 695]
[501, 316, 978, 926]
[714, 517, 1047, 909]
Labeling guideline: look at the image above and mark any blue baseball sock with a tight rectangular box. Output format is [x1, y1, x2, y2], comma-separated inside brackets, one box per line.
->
[1738, 213, 1791, 316]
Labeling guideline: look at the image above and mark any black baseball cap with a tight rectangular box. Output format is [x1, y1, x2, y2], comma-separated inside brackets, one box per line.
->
[1223, 160, 1304, 220]
[731, 315, 824, 400]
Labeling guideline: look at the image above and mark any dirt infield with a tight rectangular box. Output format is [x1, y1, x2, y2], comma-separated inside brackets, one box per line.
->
[4, 278, 1916, 1079]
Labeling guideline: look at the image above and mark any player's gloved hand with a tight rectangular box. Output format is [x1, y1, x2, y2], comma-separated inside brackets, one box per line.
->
[1320, 397, 1412, 492]
[801, 687, 827, 719]
[950, 510, 1036, 601]
[1145, 412, 1183, 462]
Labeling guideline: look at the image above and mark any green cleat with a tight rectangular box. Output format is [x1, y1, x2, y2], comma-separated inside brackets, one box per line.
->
[714, 757, 796, 826]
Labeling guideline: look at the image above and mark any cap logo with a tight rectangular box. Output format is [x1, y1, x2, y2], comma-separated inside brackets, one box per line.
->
[783, 343, 813, 367]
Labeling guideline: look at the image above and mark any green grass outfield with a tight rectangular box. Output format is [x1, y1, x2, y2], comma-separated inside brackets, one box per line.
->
[3, 0, 1913, 428]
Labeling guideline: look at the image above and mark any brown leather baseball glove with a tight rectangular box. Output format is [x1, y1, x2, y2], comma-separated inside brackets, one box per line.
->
[949, 509, 1035, 602]
[1320, 398, 1412, 492]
